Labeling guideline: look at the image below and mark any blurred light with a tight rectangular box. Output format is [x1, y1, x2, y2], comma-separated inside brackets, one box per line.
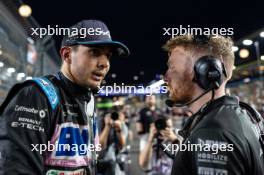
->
[17, 73, 26, 78]
[239, 49, 249, 58]
[16, 74, 25, 81]
[233, 65, 236, 70]
[261, 55, 264, 61]
[232, 46, 239, 52]
[0, 50, 2, 55]
[133, 76, 138, 81]
[26, 76, 32, 80]
[16, 77, 22, 81]
[111, 73, 116, 78]
[96, 97, 102, 102]
[27, 37, 34, 44]
[126, 145, 131, 150]
[242, 39, 253, 46]
[241, 71, 249, 76]
[260, 32, 264, 38]
[259, 66, 264, 71]
[0, 62, 4, 67]
[243, 78, 250, 83]
[7, 67, 16, 73]
[113, 100, 124, 106]
[140, 71, 144, 75]
[18, 4, 32, 17]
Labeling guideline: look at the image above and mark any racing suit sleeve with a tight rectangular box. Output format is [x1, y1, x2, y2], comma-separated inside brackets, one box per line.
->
[183, 128, 247, 175]
[0, 84, 52, 175]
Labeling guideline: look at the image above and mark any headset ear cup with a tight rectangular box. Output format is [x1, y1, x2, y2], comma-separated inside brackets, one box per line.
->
[208, 69, 222, 89]
[194, 56, 224, 90]
[194, 57, 209, 90]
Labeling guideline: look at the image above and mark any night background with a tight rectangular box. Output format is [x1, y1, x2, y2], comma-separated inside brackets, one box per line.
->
[15, 0, 264, 84]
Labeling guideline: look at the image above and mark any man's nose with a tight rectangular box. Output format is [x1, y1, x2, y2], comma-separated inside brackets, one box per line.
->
[97, 55, 109, 69]
[164, 71, 169, 83]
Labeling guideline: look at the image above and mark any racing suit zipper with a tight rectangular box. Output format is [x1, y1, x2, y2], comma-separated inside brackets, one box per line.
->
[84, 97, 96, 175]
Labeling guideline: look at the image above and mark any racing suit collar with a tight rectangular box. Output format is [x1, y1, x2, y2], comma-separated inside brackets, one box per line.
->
[57, 71, 91, 102]
[178, 95, 239, 139]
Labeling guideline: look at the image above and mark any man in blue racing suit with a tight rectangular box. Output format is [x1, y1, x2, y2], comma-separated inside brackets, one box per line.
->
[0, 19, 129, 175]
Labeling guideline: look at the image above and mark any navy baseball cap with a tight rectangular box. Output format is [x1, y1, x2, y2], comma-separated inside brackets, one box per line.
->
[61, 20, 130, 57]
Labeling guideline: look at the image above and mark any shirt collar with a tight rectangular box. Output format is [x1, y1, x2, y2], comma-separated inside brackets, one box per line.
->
[56, 71, 91, 102]
[178, 95, 239, 138]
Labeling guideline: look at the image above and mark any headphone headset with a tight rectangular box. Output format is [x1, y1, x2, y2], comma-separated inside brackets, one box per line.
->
[194, 55, 227, 90]
[165, 35, 228, 108]
[193, 35, 228, 90]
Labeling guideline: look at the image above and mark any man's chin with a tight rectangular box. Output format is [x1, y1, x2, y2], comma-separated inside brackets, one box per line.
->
[168, 91, 176, 100]
[169, 93, 186, 104]
[86, 80, 101, 90]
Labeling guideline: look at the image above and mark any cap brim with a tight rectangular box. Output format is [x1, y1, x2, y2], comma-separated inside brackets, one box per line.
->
[76, 41, 130, 57]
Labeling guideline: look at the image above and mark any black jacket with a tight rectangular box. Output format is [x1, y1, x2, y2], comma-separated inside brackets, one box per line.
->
[171, 95, 264, 175]
[0, 72, 98, 175]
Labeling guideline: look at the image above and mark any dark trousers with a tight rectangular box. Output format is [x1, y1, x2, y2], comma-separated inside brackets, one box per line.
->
[97, 160, 116, 175]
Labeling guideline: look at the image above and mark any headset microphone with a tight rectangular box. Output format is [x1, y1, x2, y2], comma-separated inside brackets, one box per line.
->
[165, 99, 175, 108]
[165, 87, 213, 108]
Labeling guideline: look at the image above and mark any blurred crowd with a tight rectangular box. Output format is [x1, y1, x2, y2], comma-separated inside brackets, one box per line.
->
[95, 80, 264, 175]
[228, 80, 264, 117]
[95, 95, 191, 175]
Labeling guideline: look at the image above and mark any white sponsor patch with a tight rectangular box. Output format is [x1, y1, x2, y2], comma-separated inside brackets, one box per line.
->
[46, 168, 86, 175]
[198, 167, 228, 175]
[11, 121, 44, 132]
[197, 153, 228, 165]
[15, 105, 47, 118]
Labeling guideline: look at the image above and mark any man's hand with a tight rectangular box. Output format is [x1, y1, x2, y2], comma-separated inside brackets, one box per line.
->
[113, 120, 122, 131]
[104, 113, 122, 130]
[104, 113, 112, 126]
[160, 127, 177, 142]
[148, 124, 157, 142]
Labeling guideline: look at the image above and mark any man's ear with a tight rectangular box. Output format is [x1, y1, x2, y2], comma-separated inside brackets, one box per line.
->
[60, 47, 72, 64]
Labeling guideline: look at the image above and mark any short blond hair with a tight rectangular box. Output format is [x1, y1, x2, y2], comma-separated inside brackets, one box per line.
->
[163, 35, 235, 79]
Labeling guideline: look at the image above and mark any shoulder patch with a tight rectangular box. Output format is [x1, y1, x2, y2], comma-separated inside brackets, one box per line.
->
[32, 77, 59, 110]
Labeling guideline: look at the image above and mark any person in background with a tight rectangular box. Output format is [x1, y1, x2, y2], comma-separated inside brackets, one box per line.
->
[97, 106, 129, 175]
[136, 95, 161, 135]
